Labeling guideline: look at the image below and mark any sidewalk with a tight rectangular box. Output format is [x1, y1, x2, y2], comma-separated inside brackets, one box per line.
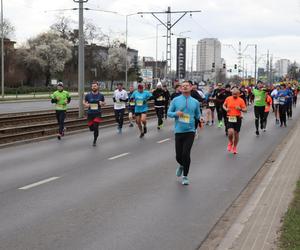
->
[217, 119, 300, 250]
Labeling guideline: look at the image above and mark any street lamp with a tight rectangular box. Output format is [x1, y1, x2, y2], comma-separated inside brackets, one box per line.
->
[125, 13, 137, 87]
[1, 0, 4, 99]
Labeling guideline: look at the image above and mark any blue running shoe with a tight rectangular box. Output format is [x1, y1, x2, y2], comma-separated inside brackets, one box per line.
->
[182, 176, 190, 185]
[176, 166, 183, 177]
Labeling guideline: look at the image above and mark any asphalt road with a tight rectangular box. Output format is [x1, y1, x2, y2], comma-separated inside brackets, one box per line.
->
[0, 106, 299, 250]
[0, 98, 114, 114]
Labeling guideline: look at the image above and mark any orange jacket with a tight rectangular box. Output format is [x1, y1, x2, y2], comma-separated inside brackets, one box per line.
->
[265, 95, 272, 112]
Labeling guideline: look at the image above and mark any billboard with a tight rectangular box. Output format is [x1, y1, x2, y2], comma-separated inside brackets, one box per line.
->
[176, 38, 186, 79]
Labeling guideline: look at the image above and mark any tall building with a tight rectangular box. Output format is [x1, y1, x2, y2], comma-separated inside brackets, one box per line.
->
[275, 59, 290, 77]
[196, 38, 221, 81]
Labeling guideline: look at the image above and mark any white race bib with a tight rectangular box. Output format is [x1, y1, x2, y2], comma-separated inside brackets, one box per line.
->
[228, 116, 237, 123]
[179, 113, 190, 124]
[208, 101, 215, 107]
[136, 100, 144, 106]
[90, 103, 98, 110]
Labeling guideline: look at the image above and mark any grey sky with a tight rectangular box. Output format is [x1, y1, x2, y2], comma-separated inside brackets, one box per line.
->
[5, 0, 300, 73]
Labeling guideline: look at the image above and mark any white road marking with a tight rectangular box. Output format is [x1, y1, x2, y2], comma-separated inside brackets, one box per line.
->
[108, 152, 130, 160]
[157, 138, 171, 144]
[19, 177, 61, 190]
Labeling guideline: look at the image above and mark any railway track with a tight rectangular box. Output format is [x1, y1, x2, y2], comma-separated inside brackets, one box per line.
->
[0, 105, 157, 146]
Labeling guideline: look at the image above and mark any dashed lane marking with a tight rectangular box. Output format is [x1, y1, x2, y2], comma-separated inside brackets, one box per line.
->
[19, 177, 61, 190]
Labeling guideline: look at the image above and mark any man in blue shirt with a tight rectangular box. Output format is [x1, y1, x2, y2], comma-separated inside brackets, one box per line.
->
[168, 81, 204, 185]
[277, 84, 292, 127]
[83, 81, 105, 146]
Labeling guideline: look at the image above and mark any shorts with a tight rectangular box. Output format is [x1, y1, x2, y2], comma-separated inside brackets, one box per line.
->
[87, 113, 102, 126]
[227, 116, 242, 133]
[135, 112, 147, 117]
[128, 107, 135, 115]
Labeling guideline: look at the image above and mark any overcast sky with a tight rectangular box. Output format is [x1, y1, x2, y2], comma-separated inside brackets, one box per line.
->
[5, 0, 300, 73]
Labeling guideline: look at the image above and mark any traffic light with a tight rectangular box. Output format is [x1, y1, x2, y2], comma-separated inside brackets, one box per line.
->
[234, 64, 237, 69]
[223, 64, 226, 69]
[212, 62, 215, 68]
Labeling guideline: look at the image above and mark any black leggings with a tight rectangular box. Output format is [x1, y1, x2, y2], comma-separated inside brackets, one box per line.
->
[114, 109, 125, 128]
[155, 107, 164, 126]
[254, 106, 265, 131]
[264, 112, 269, 129]
[279, 105, 287, 125]
[216, 104, 224, 122]
[175, 132, 195, 177]
[55, 110, 66, 134]
[286, 103, 292, 118]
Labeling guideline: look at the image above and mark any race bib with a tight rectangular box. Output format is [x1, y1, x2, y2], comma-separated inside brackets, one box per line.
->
[129, 101, 135, 106]
[208, 101, 215, 107]
[157, 96, 164, 101]
[228, 116, 237, 123]
[90, 103, 98, 110]
[179, 113, 190, 124]
[279, 97, 286, 103]
[255, 96, 261, 102]
[136, 100, 144, 106]
[56, 104, 64, 109]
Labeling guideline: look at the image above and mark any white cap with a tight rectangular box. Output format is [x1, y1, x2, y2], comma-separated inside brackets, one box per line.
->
[157, 82, 162, 87]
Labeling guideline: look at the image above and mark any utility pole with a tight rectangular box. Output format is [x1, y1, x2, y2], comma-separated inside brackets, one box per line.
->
[254, 44, 257, 83]
[73, 0, 88, 118]
[267, 50, 270, 83]
[137, 7, 201, 79]
[1, 0, 4, 99]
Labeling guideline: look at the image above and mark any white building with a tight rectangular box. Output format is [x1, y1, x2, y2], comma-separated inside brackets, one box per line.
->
[275, 59, 290, 77]
[196, 38, 222, 81]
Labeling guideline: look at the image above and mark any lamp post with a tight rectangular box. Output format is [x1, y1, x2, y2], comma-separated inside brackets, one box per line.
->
[1, 0, 4, 99]
[125, 13, 137, 87]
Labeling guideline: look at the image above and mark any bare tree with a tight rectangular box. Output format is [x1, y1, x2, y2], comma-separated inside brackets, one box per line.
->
[0, 19, 15, 39]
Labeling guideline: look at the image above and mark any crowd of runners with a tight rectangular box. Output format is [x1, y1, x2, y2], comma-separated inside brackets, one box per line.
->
[50, 80, 300, 185]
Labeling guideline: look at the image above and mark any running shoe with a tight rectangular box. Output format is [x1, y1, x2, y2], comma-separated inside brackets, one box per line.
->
[93, 140, 97, 147]
[57, 134, 61, 140]
[176, 166, 183, 177]
[117, 127, 122, 134]
[227, 142, 232, 152]
[129, 123, 134, 127]
[217, 121, 222, 128]
[255, 130, 259, 136]
[232, 146, 238, 154]
[182, 176, 190, 185]
[139, 133, 145, 138]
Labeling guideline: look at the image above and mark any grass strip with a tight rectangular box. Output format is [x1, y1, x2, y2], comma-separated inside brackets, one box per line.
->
[279, 180, 300, 249]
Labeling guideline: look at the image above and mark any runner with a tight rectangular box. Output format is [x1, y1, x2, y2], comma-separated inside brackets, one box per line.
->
[253, 81, 267, 136]
[127, 85, 135, 127]
[152, 82, 166, 129]
[223, 88, 247, 154]
[168, 81, 203, 185]
[113, 83, 128, 134]
[212, 83, 231, 132]
[83, 82, 105, 146]
[263, 91, 273, 132]
[205, 86, 215, 126]
[50, 82, 71, 140]
[286, 84, 294, 119]
[163, 84, 170, 119]
[277, 84, 292, 127]
[191, 82, 204, 138]
[130, 83, 153, 138]
[271, 84, 281, 125]
[170, 84, 181, 100]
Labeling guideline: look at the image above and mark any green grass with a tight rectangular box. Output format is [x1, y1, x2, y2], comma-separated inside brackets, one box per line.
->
[279, 180, 300, 249]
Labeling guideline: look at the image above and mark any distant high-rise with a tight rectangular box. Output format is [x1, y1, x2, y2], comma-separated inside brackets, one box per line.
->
[196, 38, 221, 80]
[275, 59, 290, 77]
